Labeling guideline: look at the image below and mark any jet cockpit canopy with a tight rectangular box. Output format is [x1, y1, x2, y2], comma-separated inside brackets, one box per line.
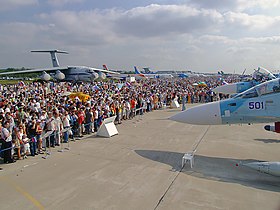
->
[234, 78, 280, 99]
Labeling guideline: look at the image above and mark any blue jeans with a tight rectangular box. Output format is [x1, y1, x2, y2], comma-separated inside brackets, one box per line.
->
[30, 137, 37, 156]
[63, 127, 70, 142]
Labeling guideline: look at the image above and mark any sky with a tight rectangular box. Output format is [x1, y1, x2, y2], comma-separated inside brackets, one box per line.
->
[1, 0, 280, 74]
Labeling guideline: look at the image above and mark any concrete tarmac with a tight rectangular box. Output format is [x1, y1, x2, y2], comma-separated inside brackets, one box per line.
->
[0, 104, 279, 210]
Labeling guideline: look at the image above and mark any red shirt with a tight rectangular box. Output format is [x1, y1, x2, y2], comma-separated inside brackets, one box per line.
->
[130, 99, 136, 109]
[77, 112, 85, 125]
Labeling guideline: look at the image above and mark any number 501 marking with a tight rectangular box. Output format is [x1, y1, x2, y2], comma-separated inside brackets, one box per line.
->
[249, 102, 264, 109]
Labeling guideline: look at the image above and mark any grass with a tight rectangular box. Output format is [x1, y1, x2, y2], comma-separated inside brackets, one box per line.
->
[0, 80, 33, 85]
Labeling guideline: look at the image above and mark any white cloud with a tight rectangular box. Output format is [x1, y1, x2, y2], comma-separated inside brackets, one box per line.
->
[224, 12, 280, 30]
[114, 4, 223, 37]
[1, 3, 280, 72]
[198, 35, 235, 45]
[242, 36, 280, 44]
[237, 0, 280, 10]
[0, 0, 38, 11]
[187, 0, 280, 11]
[47, 0, 85, 7]
[37, 4, 224, 45]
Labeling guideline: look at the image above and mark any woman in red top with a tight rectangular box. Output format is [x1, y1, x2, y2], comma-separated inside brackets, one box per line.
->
[77, 110, 85, 137]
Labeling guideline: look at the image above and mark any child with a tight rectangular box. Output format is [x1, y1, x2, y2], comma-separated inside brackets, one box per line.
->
[22, 134, 30, 158]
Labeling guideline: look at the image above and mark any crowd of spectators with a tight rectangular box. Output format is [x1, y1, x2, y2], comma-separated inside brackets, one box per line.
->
[0, 74, 241, 164]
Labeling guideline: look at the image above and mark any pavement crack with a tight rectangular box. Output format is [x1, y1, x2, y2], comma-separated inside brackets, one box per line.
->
[154, 169, 182, 210]
[154, 126, 210, 210]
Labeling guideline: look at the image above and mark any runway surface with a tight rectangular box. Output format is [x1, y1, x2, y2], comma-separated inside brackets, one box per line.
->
[0, 104, 279, 210]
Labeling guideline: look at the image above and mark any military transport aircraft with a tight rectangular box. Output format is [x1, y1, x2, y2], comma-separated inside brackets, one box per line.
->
[0, 50, 120, 82]
[170, 78, 280, 176]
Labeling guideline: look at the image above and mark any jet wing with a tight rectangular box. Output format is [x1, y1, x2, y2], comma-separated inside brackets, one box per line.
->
[89, 67, 120, 75]
[0, 67, 69, 75]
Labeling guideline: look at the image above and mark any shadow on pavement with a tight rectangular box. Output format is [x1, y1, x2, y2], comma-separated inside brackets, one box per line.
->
[135, 150, 280, 192]
[254, 138, 280, 144]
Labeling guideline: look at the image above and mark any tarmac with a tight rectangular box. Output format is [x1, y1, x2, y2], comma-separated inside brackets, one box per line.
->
[0, 104, 279, 210]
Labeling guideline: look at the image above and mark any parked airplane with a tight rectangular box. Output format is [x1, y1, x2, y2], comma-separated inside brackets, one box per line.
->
[134, 66, 173, 79]
[171, 71, 189, 78]
[144, 67, 176, 78]
[170, 78, 280, 176]
[143, 67, 188, 78]
[103, 65, 146, 80]
[213, 67, 276, 95]
[102, 65, 127, 80]
[0, 50, 119, 82]
[170, 78, 280, 125]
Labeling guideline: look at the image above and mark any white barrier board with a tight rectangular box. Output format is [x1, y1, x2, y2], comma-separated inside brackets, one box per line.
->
[171, 100, 180, 108]
[97, 116, 118, 138]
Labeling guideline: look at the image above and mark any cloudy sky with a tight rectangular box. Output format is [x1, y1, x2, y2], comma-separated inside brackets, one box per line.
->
[1, 0, 280, 73]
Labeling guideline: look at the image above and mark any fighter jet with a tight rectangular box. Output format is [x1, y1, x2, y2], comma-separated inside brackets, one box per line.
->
[0, 50, 120, 82]
[170, 78, 280, 176]
[170, 78, 280, 125]
[213, 67, 276, 95]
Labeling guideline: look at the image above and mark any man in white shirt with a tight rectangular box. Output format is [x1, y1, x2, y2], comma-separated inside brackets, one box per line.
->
[62, 111, 70, 143]
[53, 112, 63, 146]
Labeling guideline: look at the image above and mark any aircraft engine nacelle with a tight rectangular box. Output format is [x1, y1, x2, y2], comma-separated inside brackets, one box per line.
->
[264, 122, 280, 133]
[98, 72, 106, 80]
[55, 71, 65, 80]
[91, 72, 99, 80]
[40, 72, 51, 81]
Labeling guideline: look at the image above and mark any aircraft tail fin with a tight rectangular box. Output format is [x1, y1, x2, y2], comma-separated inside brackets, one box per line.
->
[143, 67, 151, 74]
[31, 50, 68, 67]
[103, 64, 108, 70]
[134, 66, 141, 74]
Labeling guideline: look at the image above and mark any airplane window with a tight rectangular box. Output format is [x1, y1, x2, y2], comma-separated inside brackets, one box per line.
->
[241, 88, 258, 98]
[228, 103, 236, 106]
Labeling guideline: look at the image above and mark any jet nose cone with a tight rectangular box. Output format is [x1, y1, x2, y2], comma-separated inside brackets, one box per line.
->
[169, 101, 222, 125]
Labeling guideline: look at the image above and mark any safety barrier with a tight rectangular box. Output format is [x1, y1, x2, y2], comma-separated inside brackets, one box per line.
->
[171, 100, 180, 108]
[96, 116, 118, 137]
[42, 131, 54, 159]
[133, 107, 144, 123]
[0, 107, 147, 163]
[0, 145, 13, 154]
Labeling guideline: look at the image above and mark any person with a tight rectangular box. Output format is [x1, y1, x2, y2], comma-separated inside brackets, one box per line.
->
[182, 93, 186, 111]
[77, 110, 85, 137]
[27, 118, 37, 156]
[62, 111, 70, 143]
[35, 120, 43, 154]
[93, 107, 99, 132]
[14, 125, 23, 160]
[45, 112, 55, 147]
[84, 108, 93, 134]
[22, 134, 30, 157]
[124, 99, 130, 120]
[69, 110, 78, 139]
[53, 112, 63, 146]
[18, 124, 29, 158]
[1, 121, 16, 163]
